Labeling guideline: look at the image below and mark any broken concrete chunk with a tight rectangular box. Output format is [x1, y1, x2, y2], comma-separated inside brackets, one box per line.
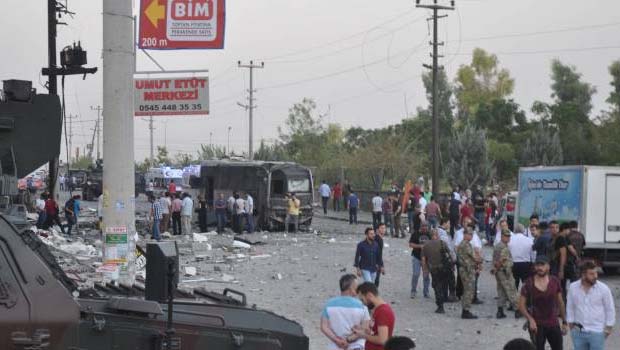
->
[184, 266, 197, 276]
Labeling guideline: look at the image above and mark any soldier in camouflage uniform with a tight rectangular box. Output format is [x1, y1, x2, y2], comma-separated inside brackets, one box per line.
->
[457, 227, 479, 319]
[492, 229, 520, 319]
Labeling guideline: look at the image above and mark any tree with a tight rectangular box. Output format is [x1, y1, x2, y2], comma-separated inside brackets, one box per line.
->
[197, 144, 227, 160]
[605, 60, 620, 113]
[174, 152, 194, 167]
[444, 124, 493, 189]
[135, 158, 154, 173]
[253, 140, 289, 161]
[455, 48, 514, 120]
[473, 98, 527, 142]
[156, 146, 170, 165]
[520, 123, 563, 166]
[595, 60, 620, 165]
[533, 60, 597, 165]
[72, 155, 94, 170]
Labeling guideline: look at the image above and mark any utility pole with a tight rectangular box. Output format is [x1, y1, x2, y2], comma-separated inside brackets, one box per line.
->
[90, 105, 103, 160]
[237, 61, 264, 160]
[46, 0, 59, 198]
[149, 116, 155, 163]
[227, 126, 232, 156]
[416, 0, 454, 199]
[66, 114, 78, 163]
[102, 0, 136, 284]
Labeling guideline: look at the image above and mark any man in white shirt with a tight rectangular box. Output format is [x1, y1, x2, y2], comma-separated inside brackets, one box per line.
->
[419, 193, 428, 212]
[59, 175, 65, 191]
[509, 223, 534, 290]
[523, 214, 539, 238]
[234, 194, 246, 234]
[371, 193, 383, 229]
[181, 193, 194, 235]
[320, 274, 370, 350]
[567, 260, 616, 350]
[319, 181, 331, 215]
[245, 193, 255, 233]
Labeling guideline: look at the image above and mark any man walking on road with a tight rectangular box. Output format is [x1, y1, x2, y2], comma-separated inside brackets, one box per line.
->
[374, 224, 387, 287]
[422, 229, 453, 314]
[181, 193, 193, 235]
[245, 192, 255, 233]
[349, 191, 360, 225]
[320, 274, 370, 350]
[567, 261, 616, 350]
[372, 193, 383, 230]
[409, 222, 431, 299]
[159, 192, 171, 233]
[319, 180, 331, 215]
[382, 194, 394, 236]
[354, 227, 383, 283]
[333, 181, 342, 212]
[493, 229, 520, 319]
[457, 227, 480, 319]
[518, 255, 568, 350]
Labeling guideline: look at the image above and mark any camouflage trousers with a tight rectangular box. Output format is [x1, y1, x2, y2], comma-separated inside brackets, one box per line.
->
[495, 269, 518, 308]
[459, 267, 475, 310]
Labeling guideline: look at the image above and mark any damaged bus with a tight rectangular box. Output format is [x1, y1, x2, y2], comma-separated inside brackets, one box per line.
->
[200, 160, 314, 231]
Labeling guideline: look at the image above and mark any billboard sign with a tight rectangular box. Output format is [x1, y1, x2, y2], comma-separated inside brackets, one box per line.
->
[517, 168, 583, 225]
[139, 0, 226, 50]
[134, 76, 209, 116]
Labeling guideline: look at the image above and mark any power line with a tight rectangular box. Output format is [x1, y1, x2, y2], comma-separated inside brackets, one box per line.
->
[259, 6, 420, 62]
[267, 14, 428, 65]
[447, 44, 620, 56]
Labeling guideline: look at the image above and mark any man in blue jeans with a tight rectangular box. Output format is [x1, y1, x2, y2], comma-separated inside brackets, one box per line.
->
[409, 222, 431, 298]
[348, 191, 359, 224]
[354, 227, 383, 283]
[567, 261, 616, 350]
[150, 196, 162, 241]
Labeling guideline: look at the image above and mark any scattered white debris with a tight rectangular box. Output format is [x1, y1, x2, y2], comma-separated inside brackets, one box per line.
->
[221, 273, 235, 282]
[328, 238, 336, 243]
[192, 232, 209, 243]
[250, 254, 272, 260]
[232, 240, 251, 249]
[273, 273, 283, 280]
[184, 266, 197, 276]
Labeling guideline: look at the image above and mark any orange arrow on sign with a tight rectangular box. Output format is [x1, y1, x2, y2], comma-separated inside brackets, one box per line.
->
[145, 0, 165, 28]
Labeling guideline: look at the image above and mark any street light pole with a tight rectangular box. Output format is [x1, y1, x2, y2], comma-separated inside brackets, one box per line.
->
[227, 126, 232, 156]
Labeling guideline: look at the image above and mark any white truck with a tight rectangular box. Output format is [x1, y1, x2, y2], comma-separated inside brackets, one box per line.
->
[516, 166, 620, 272]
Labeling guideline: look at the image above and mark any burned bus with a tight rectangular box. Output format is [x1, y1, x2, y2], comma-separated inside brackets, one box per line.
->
[200, 160, 314, 231]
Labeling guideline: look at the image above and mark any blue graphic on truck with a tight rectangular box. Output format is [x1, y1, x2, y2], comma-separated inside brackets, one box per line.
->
[517, 168, 582, 225]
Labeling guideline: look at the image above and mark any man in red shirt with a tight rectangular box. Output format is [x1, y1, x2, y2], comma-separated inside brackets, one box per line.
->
[333, 182, 342, 212]
[353, 282, 395, 350]
[168, 179, 177, 196]
[44, 194, 66, 234]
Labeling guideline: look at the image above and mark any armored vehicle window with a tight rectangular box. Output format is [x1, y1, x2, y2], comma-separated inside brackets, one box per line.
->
[288, 178, 310, 192]
[272, 179, 285, 195]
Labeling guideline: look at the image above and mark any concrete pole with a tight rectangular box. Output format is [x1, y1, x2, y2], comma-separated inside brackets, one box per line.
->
[102, 0, 136, 284]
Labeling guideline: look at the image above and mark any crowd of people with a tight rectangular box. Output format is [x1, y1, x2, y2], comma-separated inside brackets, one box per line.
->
[320, 184, 616, 350]
[35, 191, 81, 235]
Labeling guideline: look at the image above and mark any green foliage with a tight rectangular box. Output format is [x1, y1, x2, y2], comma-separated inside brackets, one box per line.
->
[72, 155, 94, 170]
[607, 60, 620, 114]
[488, 140, 517, 181]
[156, 146, 170, 165]
[174, 152, 194, 167]
[253, 140, 289, 161]
[520, 123, 563, 166]
[197, 144, 227, 160]
[533, 60, 597, 165]
[455, 48, 515, 120]
[135, 158, 154, 173]
[444, 124, 493, 189]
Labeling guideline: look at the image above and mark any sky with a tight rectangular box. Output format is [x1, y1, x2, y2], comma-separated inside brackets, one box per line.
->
[2, 0, 619, 162]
